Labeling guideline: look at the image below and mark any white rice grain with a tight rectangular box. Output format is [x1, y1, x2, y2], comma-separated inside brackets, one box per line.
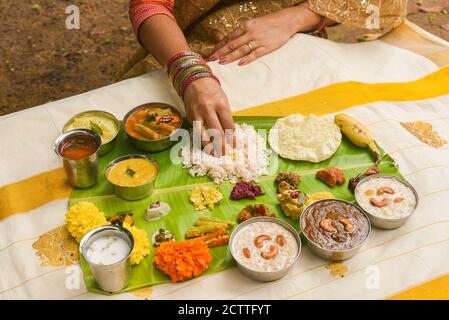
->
[181, 124, 269, 184]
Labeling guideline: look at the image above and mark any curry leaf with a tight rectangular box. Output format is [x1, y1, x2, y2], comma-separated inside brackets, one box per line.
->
[125, 167, 136, 177]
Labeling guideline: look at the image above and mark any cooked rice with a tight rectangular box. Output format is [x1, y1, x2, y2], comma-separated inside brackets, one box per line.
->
[181, 124, 269, 184]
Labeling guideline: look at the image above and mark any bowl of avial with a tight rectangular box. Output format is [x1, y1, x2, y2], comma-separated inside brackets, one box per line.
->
[105, 154, 159, 200]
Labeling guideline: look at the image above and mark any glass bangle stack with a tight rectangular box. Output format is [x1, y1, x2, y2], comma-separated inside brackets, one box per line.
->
[166, 51, 220, 97]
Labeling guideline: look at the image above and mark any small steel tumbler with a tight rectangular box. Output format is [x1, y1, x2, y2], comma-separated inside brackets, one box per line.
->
[79, 225, 134, 293]
[54, 129, 101, 188]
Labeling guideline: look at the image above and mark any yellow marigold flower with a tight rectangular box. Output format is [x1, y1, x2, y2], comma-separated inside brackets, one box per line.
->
[65, 202, 110, 242]
[123, 222, 150, 265]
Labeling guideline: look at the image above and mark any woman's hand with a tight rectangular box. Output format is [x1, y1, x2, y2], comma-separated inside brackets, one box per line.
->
[183, 77, 235, 153]
[209, 5, 321, 65]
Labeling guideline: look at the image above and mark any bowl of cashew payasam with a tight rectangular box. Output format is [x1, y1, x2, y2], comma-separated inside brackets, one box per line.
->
[354, 174, 418, 229]
[229, 217, 302, 282]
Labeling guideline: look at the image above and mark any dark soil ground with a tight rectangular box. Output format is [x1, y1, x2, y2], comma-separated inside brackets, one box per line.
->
[1, 0, 448, 116]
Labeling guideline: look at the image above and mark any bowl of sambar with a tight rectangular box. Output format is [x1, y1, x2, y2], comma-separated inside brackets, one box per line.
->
[105, 154, 159, 200]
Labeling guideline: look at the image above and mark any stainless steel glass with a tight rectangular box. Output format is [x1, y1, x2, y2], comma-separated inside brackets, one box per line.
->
[105, 154, 159, 201]
[54, 129, 101, 188]
[79, 225, 134, 293]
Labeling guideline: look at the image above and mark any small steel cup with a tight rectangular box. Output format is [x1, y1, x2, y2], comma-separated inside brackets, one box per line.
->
[54, 129, 101, 188]
[80, 225, 134, 293]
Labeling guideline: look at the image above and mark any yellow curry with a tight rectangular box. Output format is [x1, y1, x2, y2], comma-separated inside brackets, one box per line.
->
[107, 158, 158, 187]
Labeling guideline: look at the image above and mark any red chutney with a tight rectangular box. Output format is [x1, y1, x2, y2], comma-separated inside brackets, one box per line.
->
[60, 136, 98, 160]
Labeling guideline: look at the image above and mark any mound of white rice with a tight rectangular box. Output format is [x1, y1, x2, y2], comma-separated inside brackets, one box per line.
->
[181, 124, 269, 184]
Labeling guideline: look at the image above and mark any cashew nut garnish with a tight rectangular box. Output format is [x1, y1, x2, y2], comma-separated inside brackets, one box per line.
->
[242, 247, 251, 259]
[377, 187, 395, 195]
[276, 234, 286, 247]
[254, 235, 272, 249]
[370, 197, 389, 207]
[394, 197, 404, 203]
[261, 245, 279, 260]
[319, 219, 337, 233]
[338, 218, 354, 232]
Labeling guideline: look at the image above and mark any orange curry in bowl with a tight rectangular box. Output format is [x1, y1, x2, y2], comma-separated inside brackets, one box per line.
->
[125, 105, 181, 141]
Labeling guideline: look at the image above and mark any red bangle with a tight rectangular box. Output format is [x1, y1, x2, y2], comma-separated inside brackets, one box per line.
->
[180, 73, 220, 97]
[166, 51, 201, 69]
[310, 16, 327, 34]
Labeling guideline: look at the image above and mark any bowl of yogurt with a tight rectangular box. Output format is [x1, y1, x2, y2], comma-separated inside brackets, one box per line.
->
[80, 225, 134, 292]
[355, 174, 418, 229]
[229, 217, 301, 282]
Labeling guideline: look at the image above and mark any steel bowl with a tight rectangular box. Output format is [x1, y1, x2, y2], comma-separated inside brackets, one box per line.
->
[105, 154, 159, 201]
[229, 217, 301, 282]
[63, 110, 120, 156]
[354, 174, 419, 229]
[123, 102, 184, 152]
[300, 199, 371, 261]
[79, 225, 134, 293]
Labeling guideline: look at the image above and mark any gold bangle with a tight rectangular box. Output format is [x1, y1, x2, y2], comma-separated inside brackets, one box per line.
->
[174, 65, 210, 94]
[168, 56, 204, 81]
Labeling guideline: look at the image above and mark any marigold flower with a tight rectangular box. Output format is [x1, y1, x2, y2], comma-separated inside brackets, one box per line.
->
[154, 239, 212, 282]
[123, 222, 151, 265]
[65, 202, 110, 242]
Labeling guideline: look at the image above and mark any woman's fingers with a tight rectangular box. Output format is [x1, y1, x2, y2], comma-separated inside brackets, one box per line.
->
[238, 47, 266, 65]
[218, 108, 235, 131]
[219, 42, 254, 64]
[211, 26, 246, 54]
[210, 34, 250, 62]
[217, 99, 236, 147]
[204, 112, 227, 155]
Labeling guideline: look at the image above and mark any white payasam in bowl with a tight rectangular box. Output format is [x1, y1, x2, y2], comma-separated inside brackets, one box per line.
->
[355, 174, 418, 229]
[230, 217, 301, 281]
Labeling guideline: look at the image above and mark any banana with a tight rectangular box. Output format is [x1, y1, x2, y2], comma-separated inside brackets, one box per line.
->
[334, 113, 381, 164]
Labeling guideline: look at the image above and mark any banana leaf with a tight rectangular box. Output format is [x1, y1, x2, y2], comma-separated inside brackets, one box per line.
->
[70, 116, 399, 294]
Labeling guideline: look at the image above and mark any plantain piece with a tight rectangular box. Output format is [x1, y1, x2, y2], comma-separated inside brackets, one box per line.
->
[198, 216, 235, 228]
[134, 123, 161, 140]
[186, 224, 225, 238]
[334, 114, 381, 164]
